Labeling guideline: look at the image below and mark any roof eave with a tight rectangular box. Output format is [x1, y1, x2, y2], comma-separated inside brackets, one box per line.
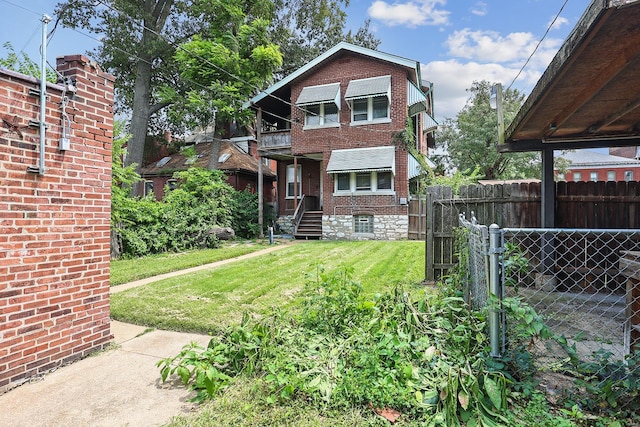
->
[244, 42, 421, 109]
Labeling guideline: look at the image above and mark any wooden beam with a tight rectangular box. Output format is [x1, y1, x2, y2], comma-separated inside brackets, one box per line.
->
[506, 1, 612, 139]
[589, 94, 640, 133]
[545, 46, 640, 138]
[499, 135, 640, 152]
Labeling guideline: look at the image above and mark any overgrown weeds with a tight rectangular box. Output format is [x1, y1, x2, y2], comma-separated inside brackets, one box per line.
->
[159, 267, 517, 425]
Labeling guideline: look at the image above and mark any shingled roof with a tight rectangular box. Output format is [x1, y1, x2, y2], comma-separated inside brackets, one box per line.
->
[140, 141, 276, 178]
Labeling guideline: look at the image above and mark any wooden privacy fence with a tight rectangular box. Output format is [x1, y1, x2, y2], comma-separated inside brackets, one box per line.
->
[407, 181, 640, 281]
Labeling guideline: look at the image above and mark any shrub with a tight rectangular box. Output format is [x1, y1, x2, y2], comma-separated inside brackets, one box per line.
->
[114, 167, 234, 257]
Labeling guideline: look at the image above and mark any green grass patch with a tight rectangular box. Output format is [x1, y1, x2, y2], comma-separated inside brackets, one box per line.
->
[166, 377, 386, 427]
[110, 241, 425, 333]
[110, 240, 275, 286]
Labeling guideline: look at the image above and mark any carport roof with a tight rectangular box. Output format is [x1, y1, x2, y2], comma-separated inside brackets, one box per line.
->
[502, 0, 640, 153]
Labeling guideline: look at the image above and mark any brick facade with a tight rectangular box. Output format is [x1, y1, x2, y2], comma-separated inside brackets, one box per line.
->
[252, 44, 432, 240]
[0, 56, 114, 391]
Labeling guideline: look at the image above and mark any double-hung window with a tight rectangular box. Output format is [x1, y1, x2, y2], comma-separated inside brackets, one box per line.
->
[345, 75, 391, 124]
[286, 164, 302, 199]
[296, 82, 341, 129]
[304, 102, 338, 126]
[327, 147, 396, 194]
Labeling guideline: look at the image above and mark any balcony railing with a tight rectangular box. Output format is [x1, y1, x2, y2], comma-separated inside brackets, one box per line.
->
[260, 130, 291, 150]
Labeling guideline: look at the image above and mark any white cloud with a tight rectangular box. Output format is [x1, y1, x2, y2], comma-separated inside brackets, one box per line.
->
[548, 15, 569, 31]
[367, 0, 450, 27]
[471, 1, 487, 16]
[421, 59, 541, 120]
[445, 28, 564, 67]
[446, 29, 536, 63]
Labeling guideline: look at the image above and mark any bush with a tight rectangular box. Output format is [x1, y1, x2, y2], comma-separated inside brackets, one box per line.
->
[115, 168, 234, 257]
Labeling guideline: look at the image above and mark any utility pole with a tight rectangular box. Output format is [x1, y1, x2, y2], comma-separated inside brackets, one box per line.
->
[490, 83, 504, 145]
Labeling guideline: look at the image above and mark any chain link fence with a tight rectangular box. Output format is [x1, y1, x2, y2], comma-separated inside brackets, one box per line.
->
[458, 213, 489, 310]
[458, 218, 640, 412]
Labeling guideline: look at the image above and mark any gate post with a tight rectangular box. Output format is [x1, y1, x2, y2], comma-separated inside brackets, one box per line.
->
[489, 224, 502, 357]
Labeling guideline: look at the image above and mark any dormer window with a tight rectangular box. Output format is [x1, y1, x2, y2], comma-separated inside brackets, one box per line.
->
[296, 82, 341, 129]
[345, 75, 391, 124]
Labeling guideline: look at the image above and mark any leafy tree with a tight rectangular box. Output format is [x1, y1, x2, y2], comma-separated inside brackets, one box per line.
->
[172, 0, 282, 169]
[0, 42, 57, 82]
[271, 0, 380, 76]
[437, 81, 540, 180]
[55, 0, 201, 194]
[54, 0, 377, 188]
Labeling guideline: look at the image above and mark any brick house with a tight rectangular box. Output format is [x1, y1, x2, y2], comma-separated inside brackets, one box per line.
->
[246, 42, 436, 239]
[140, 137, 276, 202]
[0, 56, 114, 391]
[555, 149, 640, 182]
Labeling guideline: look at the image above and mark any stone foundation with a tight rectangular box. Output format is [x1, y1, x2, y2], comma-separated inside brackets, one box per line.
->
[276, 215, 295, 235]
[322, 215, 408, 240]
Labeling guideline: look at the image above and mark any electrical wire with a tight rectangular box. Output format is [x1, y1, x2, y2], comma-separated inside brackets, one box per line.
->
[2, 0, 425, 145]
[506, 0, 570, 92]
[92, 0, 423, 137]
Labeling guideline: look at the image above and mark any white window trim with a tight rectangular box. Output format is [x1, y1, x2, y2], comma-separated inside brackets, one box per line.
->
[303, 102, 341, 130]
[333, 171, 395, 195]
[166, 179, 178, 191]
[349, 96, 391, 126]
[143, 180, 154, 197]
[286, 164, 302, 199]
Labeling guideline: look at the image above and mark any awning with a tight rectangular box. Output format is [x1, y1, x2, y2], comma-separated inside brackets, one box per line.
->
[326, 146, 395, 174]
[422, 111, 438, 132]
[407, 81, 427, 116]
[407, 152, 435, 180]
[344, 75, 391, 101]
[296, 82, 340, 107]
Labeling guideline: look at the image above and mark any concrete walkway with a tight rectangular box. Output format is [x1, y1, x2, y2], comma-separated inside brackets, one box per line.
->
[0, 242, 295, 427]
[0, 322, 210, 427]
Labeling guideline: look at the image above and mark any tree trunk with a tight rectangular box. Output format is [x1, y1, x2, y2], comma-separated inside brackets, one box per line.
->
[125, 0, 175, 196]
[127, 56, 153, 196]
[208, 140, 220, 170]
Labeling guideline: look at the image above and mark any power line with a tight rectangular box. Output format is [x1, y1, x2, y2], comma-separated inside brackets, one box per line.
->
[2, 0, 423, 145]
[92, 0, 417, 137]
[506, 0, 570, 92]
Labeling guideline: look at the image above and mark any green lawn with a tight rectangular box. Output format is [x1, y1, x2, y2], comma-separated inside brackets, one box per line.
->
[110, 240, 425, 333]
[110, 241, 275, 285]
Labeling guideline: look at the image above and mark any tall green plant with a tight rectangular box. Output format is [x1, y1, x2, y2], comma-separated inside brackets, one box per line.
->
[114, 167, 235, 257]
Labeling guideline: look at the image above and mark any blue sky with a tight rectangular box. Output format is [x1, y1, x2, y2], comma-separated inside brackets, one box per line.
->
[0, 0, 589, 121]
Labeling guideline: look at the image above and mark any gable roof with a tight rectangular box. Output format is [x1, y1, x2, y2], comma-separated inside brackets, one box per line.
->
[245, 42, 422, 108]
[140, 141, 276, 178]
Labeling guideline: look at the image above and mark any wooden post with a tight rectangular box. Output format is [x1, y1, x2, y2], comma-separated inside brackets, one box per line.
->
[425, 190, 434, 281]
[540, 147, 556, 289]
[293, 156, 298, 211]
[257, 108, 264, 238]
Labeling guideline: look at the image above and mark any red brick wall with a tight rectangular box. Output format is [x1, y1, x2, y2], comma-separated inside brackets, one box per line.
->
[559, 166, 640, 182]
[283, 52, 411, 217]
[0, 55, 114, 391]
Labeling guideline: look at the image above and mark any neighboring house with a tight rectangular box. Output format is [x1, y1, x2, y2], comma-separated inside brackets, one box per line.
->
[246, 42, 437, 240]
[555, 150, 640, 182]
[140, 136, 276, 202]
[610, 146, 640, 160]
